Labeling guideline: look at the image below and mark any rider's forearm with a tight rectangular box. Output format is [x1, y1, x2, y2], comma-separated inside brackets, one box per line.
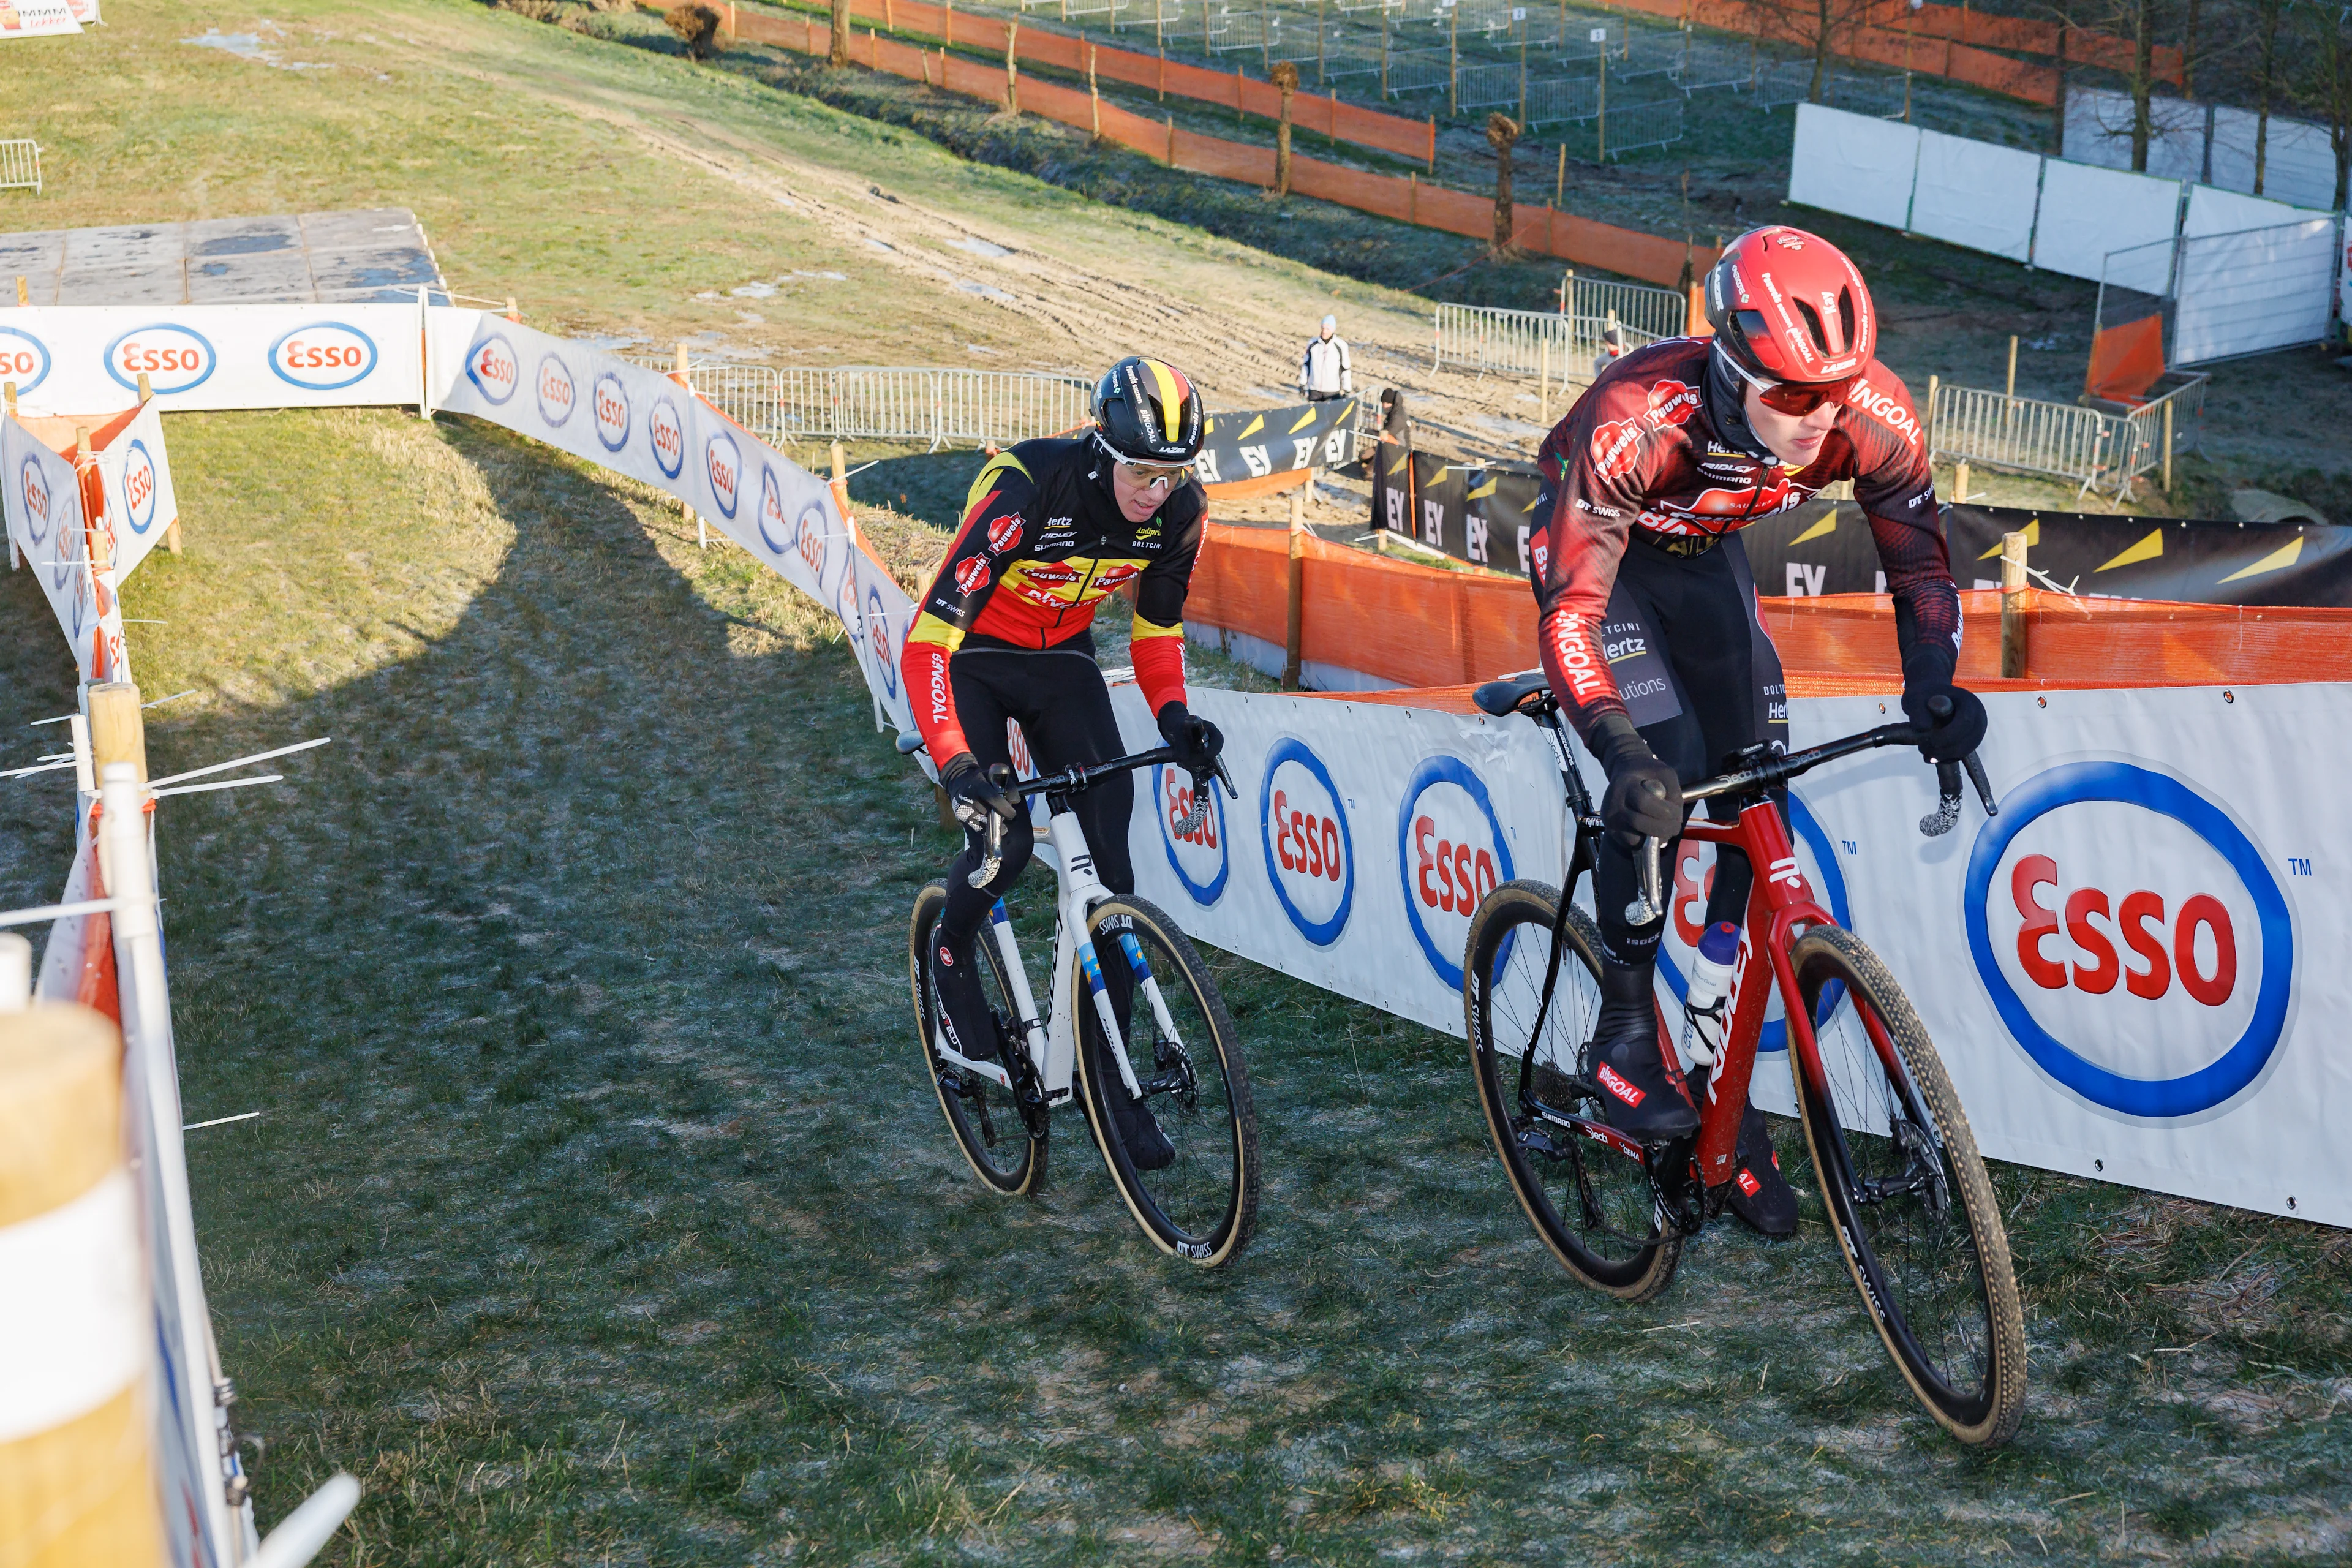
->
[901, 636, 971, 763]
[1130, 614, 1187, 717]
[1537, 600, 1629, 743]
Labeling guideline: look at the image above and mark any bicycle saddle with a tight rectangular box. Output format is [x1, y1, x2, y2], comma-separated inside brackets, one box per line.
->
[1473, 670, 1550, 717]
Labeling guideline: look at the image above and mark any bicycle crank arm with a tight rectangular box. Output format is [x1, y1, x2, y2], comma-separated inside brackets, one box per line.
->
[934, 1043, 1012, 1090]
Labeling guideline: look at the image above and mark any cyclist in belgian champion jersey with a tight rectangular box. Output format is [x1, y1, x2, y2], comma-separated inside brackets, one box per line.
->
[901, 356, 1226, 1170]
[1530, 226, 1985, 1234]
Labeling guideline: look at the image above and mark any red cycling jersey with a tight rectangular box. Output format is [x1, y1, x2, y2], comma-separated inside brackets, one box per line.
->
[1530, 337, 1961, 742]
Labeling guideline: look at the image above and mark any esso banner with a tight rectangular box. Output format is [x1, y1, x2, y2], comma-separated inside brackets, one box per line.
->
[1, 413, 127, 684]
[1115, 688, 1565, 1031]
[1, 304, 422, 413]
[1117, 680, 2349, 1226]
[96, 399, 181, 586]
[424, 309, 920, 745]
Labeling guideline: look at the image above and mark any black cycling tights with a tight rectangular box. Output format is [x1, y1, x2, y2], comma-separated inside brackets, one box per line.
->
[1593, 538, 1789, 968]
[937, 644, 1136, 951]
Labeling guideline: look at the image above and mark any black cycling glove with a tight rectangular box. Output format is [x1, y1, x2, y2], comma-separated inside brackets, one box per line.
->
[1156, 701, 1224, 776]
[940, 752, 1019, 831]
[1589, 713, 1683, 850]
[1900, 648, 1988, 764]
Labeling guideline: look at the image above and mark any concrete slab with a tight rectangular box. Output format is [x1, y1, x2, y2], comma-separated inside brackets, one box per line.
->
[0, 208, 443, 306]
[187, 251, 314, 301]
[185, 213, 302, 257]
[55, 264, 188, 304]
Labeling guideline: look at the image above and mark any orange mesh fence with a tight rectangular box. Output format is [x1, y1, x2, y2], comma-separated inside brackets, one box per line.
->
[731, 5, 1709, 284]
[1188, 524, 2352, 706]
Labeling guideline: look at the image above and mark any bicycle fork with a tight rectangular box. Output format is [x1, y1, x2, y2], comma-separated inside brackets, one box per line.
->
[1077, 929, 1191, 1099]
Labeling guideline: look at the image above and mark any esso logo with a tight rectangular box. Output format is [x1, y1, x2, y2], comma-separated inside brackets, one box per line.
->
[592, 372, 630, 451]
[954, 557, 991, 594]
[107, 323, 216, 394]
[986, 513, 1021, 553]
[1155, 761, 1229, 906]
[122, 440, 159, 534]
[1657, 791, 1850, 1054]
[1258, 738, 1353, 945]
[18, 456, 53, 546]
[0, 325, 52, 394]
[466, 332, 520, 404]
[865, 582, 898, 699]
[1396, 756, 1514, 987]
[704, 430, 741, 518]
[797, 504, 829, 586]
[1006, 718, 1038, 780]
[835, 559, 865, 660]
[535, 353, 576, 428]
[648, 396, 686, 479]
[268, 322, 377, 391]
[756, 466, 792, 555]
[1966, 761, 2293, 1118]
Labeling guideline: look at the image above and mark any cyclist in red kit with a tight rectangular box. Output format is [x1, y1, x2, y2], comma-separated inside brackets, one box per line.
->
[1529, 227, 1985, 1234]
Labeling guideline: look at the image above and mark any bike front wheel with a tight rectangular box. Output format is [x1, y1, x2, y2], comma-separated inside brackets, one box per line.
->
[910, 882, 1046, 1197]
[1787, 924, 2027, 1447]
[1072, 896, 1258, 1268]
[1464, 879, 1681, 1301]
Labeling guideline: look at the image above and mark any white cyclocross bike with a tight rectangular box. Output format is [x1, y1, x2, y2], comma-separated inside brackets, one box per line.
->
[900, 736, 1259, 1267]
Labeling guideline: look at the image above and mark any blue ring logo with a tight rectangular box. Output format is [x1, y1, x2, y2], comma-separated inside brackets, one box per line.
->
[18, 454, 53, 547]
[1258, 737, 1353, 946]
[464, 331, 520, 405]
[703, 429, 742, 519]
[0, 325, 51, 396]
[591, 371, 631, 451]
[649, 394, 686, 479]
[1395, 754, 1515, 989]
[1964, 761, 2293, 1118]
[535, 352, 576, 428]
[756, 466, 790, 554]
[266, 321, 378, 391]
[123, 439, 159, 534]
[1156, 763, 1231, 907]
[105, 323, 217, 395]
[1657, 791, 1850, 1054]
[866, 583, 898, 699]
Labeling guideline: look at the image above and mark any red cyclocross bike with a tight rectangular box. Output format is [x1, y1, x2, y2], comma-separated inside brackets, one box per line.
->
[1460, 672, 2027, 1447]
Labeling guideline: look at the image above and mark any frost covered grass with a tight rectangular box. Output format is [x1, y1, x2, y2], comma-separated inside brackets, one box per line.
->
[2, 407, 2346, 1564]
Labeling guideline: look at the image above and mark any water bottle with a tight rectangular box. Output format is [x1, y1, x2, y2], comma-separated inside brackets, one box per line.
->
[1681, 921, 1740, 1070]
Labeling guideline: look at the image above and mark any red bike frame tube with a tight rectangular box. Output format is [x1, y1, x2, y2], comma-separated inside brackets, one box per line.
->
[1680, 799, 1836, 1188]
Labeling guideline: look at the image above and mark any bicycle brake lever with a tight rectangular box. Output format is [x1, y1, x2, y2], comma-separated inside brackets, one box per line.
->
[1962, 752, 1997, 818]
[1918, 760, 1964, 838]
[1215, 756, 1238, 801]
[968, 810, 1006, 890]
[1623, 835, 1666, 926]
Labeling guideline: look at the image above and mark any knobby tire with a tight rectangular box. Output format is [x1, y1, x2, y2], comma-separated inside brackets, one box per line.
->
[909, 881, 1046, 1198]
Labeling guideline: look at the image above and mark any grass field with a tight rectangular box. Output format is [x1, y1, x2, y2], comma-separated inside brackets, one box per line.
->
[1, 1, 2350, 1561]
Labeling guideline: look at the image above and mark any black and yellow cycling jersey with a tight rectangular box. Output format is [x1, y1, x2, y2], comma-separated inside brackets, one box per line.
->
[902, 436, 1204, 763]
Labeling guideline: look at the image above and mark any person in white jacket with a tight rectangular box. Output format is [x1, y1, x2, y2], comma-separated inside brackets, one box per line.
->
[1300, 315, 1352, 402]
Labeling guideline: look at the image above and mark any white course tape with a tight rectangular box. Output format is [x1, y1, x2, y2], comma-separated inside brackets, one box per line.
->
[0, 1169, 148, 1443]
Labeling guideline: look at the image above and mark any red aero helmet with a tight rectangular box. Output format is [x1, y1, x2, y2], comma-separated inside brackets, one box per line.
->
[1703, 227, 1876, 385]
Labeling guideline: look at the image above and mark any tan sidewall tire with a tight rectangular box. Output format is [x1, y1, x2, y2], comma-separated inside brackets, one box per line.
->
[910, 882, 1044, 1198]
[1787, 924, 2026, 1448]
[1463, 879, 1681, 1303]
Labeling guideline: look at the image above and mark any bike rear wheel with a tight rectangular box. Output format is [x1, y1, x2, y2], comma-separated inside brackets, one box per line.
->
[1463, 879, 1681, 1301]
[1072, 896, 1257, 1268]
[910, 882, 1046, 1197]
[1787, 924, 2026, 1447]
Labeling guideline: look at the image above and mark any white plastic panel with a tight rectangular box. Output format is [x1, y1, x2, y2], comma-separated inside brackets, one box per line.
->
[2172, 218, 2339, 364]
[2032, 158, 2184, 284]
[1909, 129, 2042, 262]
[1786, 102, 1921, 232]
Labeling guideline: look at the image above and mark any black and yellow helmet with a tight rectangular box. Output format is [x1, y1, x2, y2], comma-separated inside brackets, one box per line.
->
[1093, 356, 1205, 466]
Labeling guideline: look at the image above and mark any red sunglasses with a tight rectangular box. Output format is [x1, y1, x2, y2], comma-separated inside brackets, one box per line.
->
[1750, 372, 1861, 417]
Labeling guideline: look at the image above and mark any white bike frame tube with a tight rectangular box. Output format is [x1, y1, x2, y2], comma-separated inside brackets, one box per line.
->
[1038, 807, 1150, 1098]
[985, 899, 1052, 1096]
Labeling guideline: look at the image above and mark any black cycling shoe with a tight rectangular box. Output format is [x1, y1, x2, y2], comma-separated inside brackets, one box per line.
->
[1727, 1102, 1798, 1237]
[1096, 1046, 1176, 1170]
[929, 932, 999, 1063]
[1583, 960, 1700, 1143]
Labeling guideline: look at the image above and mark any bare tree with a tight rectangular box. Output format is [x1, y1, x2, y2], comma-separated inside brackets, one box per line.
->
[1747, 0, 1879, 104]
[2290, 0, 2352, 209]
[1273, 61, 1300, 197]
[2255, 0, 2284, 190]
[665, 2, 725, 60]
[1488, 113, 1520, 255]
[830, 0, 852, 66]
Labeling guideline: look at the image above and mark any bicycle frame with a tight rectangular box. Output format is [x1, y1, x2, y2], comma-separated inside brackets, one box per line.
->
[927, 771, 1208, 1118]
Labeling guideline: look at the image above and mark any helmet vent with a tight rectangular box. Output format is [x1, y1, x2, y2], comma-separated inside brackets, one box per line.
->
[1793, 300, 1829, 355]
[1836, 288, 1856, 354]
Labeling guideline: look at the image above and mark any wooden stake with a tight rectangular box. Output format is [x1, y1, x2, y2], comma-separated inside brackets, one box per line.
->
[1999, 530, 2029, 679]
[13, 275, 24, 306]
[1953, 459, 1970, 503]
[0, 1003, 166, 1568]
[504, 296, 520, 323]
[1005, 18, 1019, 115]
[1555, 141, 1567, 207]
[86, 682, 147, 785]
[2162, 400, 2174, 496]
[1284, 484, 1306, 691]
[2004, 334, 2018, 400]
[1538, 335, 1550, 424]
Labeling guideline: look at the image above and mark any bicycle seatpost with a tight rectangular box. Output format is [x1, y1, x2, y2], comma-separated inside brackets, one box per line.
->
[1624, 834, 1666, 927]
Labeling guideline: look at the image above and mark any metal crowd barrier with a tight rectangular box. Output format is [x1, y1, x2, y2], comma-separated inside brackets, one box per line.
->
[620, 360, 1094, 450]
[1431, 301, 1669, 379]
[1929, 377, 2206, 502]
[0, 140, 41, 195]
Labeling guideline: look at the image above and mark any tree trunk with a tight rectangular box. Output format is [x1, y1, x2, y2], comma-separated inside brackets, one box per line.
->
[1809, 0, 1831, 102]
[1005, 18, 1020, 114]
[2180, 0, 2198, 100]
[2049, 0, 2069, 154]
[829, 0, 851, 66]
[1488, 113, 1520, 255]
[2129, 0, 2152, 171]
[1273, 61, 1298, 196]
[2255, 0, 2279, 194]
